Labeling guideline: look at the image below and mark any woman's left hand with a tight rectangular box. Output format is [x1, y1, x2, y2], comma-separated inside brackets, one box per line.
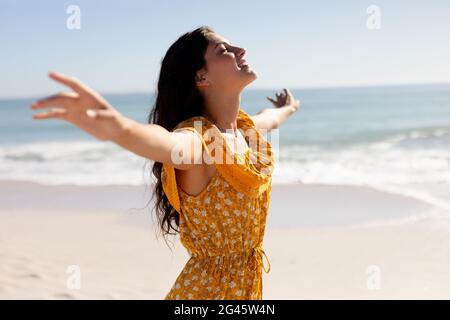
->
[266, 88, 300, 111]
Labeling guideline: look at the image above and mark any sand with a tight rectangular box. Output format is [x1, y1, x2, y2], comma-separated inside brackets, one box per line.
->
[0, 181, 449, 299]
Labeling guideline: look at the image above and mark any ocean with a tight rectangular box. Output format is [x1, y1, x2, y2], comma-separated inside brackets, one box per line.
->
[1, 84, 449, 213]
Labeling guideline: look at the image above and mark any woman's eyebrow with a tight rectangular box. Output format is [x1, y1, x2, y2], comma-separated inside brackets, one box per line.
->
[215, 41, 231, 48]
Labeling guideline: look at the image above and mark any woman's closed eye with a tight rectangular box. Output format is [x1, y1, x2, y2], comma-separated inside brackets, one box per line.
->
[220, 45, 233, 54]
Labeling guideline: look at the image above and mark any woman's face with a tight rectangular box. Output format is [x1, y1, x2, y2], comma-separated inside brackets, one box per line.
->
[197, 33, 257, 91]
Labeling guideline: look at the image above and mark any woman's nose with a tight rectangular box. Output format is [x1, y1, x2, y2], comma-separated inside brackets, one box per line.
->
[237, 47, 246, 58]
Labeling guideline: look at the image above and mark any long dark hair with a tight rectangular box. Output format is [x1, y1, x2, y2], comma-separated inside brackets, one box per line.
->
[147, 26, 214, 246]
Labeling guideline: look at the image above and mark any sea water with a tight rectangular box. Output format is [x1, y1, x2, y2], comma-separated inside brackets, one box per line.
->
[1, 84, 449, 214]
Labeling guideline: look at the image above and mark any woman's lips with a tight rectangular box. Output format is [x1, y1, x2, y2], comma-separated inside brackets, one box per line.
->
[237, 60, 249, 69]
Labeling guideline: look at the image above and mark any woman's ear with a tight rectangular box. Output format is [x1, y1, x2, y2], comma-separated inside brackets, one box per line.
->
[195, 72, 209, 87]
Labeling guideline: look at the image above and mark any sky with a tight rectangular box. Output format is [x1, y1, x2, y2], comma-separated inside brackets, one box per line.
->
[0, 0, 449, 99]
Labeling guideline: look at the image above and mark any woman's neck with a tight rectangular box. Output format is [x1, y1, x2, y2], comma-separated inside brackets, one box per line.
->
[203, 92, 241, 135]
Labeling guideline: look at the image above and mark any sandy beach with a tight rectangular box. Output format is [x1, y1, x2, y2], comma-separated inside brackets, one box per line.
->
[1, 181, 449, 299]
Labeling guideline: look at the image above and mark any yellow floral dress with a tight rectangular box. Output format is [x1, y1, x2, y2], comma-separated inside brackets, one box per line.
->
[162, 108, 274, 300]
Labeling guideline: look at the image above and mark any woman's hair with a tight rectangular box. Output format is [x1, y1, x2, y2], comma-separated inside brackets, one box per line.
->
[147, 26, 214, 246]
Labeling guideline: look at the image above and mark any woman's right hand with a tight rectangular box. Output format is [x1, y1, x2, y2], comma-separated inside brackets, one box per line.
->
[31, 72, 131, 142]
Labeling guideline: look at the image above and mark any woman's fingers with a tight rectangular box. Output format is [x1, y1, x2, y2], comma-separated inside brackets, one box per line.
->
[266, 96, 277, 104]
[32, 107, 67, 120]
[268, 88, 296, 107]
[48, 72, 88, 95]
[266, 88, 299, 110]
[31, 92, 77, 109]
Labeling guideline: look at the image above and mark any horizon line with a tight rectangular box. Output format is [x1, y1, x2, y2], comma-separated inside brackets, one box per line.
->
[1, 81, 449, 101]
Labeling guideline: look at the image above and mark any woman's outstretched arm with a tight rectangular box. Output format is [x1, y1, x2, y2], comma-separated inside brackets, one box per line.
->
[251, 88, 300, 131]
[31, 72, 203, 170]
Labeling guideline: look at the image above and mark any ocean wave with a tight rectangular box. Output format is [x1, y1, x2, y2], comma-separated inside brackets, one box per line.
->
[272, 132, 450, 213]
[0, 137, 449, 213]
[0, 141, 152, 186]
[384, 127, 450, 143]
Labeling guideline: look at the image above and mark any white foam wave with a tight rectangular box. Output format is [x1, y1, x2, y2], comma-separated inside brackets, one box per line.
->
[0, 141, 153, 186]
[272, 134, 450, 213]
[1, 133, 449, 214]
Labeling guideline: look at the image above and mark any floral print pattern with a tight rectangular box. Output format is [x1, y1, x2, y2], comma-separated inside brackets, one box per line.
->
[162, 109, 274, 300]
[164, 170, 272, 300]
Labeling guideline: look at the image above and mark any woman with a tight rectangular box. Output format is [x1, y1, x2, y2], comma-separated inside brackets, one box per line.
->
[31, 26, 300, 299]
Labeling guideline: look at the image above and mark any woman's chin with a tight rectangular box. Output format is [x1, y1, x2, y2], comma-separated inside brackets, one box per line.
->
[244, 70, 258, 83]
[234, 68, 258, 88]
